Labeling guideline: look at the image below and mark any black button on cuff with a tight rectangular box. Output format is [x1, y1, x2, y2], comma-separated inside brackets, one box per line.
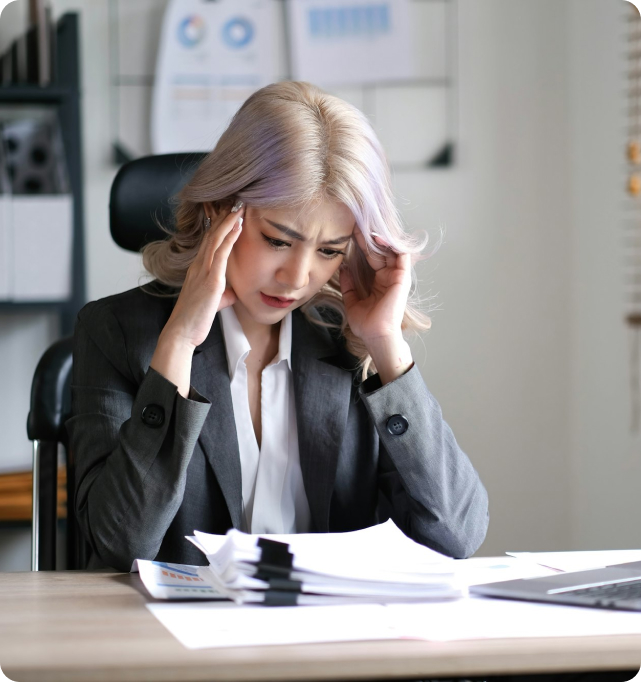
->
[141, 404, 165, 428]
[386, 414, 409, 436]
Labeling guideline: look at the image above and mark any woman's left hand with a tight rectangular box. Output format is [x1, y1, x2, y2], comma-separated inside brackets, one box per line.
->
[340, 228, 414, 384]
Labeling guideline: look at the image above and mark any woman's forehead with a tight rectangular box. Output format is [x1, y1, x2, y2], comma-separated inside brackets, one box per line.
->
[255, 201, 355, 240]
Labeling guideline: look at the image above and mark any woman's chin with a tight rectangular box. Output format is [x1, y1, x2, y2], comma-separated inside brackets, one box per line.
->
[232, 296, 291, 326]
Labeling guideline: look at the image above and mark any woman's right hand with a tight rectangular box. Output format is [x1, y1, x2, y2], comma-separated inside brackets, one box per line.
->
[163, 204, 244, 349]
[150, 204, 244, 396]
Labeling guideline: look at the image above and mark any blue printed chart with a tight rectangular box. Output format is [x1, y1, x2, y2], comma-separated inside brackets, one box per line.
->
[134, 560, 226, 600]
[288, 0, 414, 87]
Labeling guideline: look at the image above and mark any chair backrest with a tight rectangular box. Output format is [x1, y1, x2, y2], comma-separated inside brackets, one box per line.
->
[110, 152, 207, 252]
[28, 152, 207, 570]
[27, 336, 74, 570]
[27, 336, 73, 445]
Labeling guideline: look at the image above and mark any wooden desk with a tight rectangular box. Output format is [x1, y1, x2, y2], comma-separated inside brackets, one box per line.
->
[0, 572, 639, 682]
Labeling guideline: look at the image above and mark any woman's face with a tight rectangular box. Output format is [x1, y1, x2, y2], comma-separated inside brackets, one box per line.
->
[225, 199, 355, 327]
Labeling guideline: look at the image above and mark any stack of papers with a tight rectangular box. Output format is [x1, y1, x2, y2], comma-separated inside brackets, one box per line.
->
[184, 520, 463, 606]
[136, 542, 641, 650]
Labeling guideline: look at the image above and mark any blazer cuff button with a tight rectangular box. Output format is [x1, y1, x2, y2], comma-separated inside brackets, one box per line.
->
[386, 414, 408, 436]
[142, 404, 165, 428]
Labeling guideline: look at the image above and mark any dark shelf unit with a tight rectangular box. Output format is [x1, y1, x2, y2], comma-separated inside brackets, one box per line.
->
[0, 13, 85, 335]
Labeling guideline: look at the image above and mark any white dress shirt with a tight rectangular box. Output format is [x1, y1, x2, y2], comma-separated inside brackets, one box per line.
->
[218, 306, 311, 534]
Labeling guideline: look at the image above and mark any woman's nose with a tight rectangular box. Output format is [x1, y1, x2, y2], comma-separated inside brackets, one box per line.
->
[276, 255, 310, 291]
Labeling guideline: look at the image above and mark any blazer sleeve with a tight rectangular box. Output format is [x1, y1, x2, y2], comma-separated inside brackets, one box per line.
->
[66, 302, 211, 571]
[359, 364, 489, 559]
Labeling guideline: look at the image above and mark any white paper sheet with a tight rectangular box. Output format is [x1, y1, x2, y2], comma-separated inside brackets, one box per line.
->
[451, 556, 558, 588]
[147, 602, 404, 649]
[187, 532, 225, 556]
[388, 596, 641, 642]
[507, 549, 641, 573]
[147, 594, 641, 650]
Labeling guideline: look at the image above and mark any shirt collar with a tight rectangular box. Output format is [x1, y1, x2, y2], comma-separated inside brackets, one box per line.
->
[219, 306, 292, 380]
[274, 308, 293, 371]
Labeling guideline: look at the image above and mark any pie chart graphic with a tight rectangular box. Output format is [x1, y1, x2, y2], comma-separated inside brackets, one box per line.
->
[222, 17, 254, 49]
[177, 15, 206, 48]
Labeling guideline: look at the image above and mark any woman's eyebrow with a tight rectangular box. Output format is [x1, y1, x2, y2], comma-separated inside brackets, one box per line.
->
[265, 219, 352, 246]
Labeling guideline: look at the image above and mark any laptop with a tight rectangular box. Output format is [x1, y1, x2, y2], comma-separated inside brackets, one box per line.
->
[470, 561, 641, 611]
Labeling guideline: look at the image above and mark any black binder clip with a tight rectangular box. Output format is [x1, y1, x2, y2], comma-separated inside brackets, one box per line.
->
[263, 590, 299, 607]
[257, 538, 293, 568]
[255, 538, 300, 605]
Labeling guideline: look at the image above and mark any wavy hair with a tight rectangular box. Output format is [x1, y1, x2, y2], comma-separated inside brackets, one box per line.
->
[142, 81, 433, 377]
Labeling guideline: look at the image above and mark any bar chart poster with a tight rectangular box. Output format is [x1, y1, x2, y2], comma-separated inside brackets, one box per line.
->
[287, 0, 414, 86]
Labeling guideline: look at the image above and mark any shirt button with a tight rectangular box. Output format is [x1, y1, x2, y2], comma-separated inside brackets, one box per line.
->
[386, 414, 409, 436]
[141, 404, 165, 428]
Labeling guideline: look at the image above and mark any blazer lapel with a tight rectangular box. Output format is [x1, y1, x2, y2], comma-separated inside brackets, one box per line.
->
[292, 311, 354, 532]
[190, 317, 243, 529]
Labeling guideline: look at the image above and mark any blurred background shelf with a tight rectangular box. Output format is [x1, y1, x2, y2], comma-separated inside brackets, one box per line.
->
[0, 12, 85, 335]
[0, 467, 66, 522]
[0, 85, 73, 101]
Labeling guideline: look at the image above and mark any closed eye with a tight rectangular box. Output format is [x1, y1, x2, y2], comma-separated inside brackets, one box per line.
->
[318, 248, 346, 259]
[262, 234, 290, 250]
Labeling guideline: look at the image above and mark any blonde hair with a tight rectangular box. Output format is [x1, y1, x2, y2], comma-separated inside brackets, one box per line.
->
[143, 81, 432, 377]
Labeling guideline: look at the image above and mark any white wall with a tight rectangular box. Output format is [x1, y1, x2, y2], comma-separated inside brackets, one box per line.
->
[0, 0, 633, 568]
[567, 0, 641, 549]
[402, 0, 575, 554]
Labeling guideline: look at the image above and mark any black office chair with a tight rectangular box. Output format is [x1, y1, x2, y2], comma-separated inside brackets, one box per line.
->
[27, 152, 208, 570]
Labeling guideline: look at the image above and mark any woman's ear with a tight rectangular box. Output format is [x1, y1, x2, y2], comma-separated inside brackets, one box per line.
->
[203, 202, 217, 222]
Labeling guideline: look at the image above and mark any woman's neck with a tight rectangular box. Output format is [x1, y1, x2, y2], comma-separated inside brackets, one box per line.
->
[232, 302, 281, 362]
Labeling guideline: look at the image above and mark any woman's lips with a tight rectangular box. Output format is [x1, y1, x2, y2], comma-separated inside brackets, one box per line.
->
[260, 292, 296, 308]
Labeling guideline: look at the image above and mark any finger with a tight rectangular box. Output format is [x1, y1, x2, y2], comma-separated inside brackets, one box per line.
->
[396, 251, 411, 273]
[192, 203, 224, 264]
[191, 220, 213, 268]
[339, 265, 360, 310]
[202, 206, 244, 267]
[353, 227, 386, 272]
[372, 233, 399, 253]
[372, 234, 401, 270]
[395, 252, 412, 291]
[210, 217, 243, 280]
[377, 252, 410, 283]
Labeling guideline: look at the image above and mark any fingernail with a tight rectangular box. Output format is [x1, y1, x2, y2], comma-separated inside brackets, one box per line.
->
[372, 233, 396, 251]
[233, 217, 243, 231]
[231, 199, 244, 213]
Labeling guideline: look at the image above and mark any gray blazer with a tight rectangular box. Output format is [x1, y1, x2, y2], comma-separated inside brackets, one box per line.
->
[66, 284, 489, 571]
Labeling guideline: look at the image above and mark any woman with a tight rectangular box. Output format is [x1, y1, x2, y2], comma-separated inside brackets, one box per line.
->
[67, 81, 489, 571]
